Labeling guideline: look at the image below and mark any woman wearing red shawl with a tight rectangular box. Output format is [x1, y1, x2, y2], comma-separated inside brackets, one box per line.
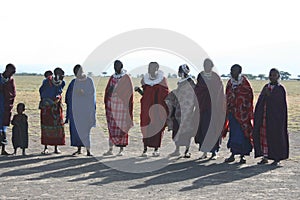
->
[39, 67, 65, 154]
[194, 58, 225, 160]
[253, 68, 288, 165]
[135, 62, 169, 157]
[0, 64, 16, 155]
[104, 60, 133, 156]
[222, 64, 253, 164]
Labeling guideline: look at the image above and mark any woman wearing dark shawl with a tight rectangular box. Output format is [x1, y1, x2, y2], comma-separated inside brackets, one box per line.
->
[253, 68, 288, 165]
[222, 64, 253, 164]
[194, 58, 225, 160]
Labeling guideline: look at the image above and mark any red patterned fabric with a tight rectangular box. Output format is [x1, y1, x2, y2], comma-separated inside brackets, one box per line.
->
[104, 74, 133, 146]
[222, 76, 254, 139]
[260, 104, 268, 156]
[41, 100, 65, 145]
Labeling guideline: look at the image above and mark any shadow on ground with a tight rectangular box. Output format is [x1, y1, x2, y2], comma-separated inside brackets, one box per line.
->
[0, 154, 279, 191]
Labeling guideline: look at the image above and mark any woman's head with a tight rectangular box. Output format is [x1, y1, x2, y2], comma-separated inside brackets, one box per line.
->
[73, 64, 83, 77]
[54, 67, 65, 80]
[3, 63, 16, 78]
[178, 64, 190, 78]
[114, 60, 123, 74]
[230, 64, 242, 80]
[269, 68, 280, 84]
[148, 62, 159, 77]
[204, 58, 214, 73]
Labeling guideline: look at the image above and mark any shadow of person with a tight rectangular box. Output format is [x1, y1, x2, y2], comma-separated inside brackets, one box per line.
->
[88, 158, 216, 186]
[179, 164, 280, 191]
[129, 162, 279, 190]
[1, 156, 97, 177]
[0, 154, 73, 169]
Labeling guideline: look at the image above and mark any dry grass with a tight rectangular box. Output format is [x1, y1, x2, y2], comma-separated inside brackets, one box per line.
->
[11, 76, 300, 137]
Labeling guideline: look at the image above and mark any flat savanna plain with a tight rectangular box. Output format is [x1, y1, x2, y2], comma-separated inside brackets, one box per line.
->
[0, 76, 299, 199]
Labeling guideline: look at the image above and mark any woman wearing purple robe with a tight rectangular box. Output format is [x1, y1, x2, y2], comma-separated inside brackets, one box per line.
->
[253, 68, 289, 165]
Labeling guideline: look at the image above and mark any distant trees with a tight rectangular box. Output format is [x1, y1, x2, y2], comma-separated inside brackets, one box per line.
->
[244, 74, 257, 80]
[280, 71, 291, 80]
[221, 74, 230, 78]
[15, 72, 41, 76]
[167, 73, 177, 78]
[257, 74, 266, 80]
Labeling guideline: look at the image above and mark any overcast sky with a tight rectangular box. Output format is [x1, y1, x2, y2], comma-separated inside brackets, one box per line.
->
[1, 0, 299, 77]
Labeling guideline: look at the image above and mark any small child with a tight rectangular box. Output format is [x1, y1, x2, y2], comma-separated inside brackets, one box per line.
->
[44, 70, 53, 79]
[39, 70, 53, 109]
[11, 103, 28, 156]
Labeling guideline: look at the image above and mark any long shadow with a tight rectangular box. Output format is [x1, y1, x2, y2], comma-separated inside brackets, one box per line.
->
[129, 161, 279, 190]
[29, 161, 109, 181]
[87, 158, 212, 186]
[1, 153, 280, 191]
[0, 154, 74, 169]
[1, 155, 96, 177]
[179, 164, 280, 191]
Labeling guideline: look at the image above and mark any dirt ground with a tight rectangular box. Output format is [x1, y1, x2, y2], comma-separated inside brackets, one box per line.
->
[0, 129, 299, 200]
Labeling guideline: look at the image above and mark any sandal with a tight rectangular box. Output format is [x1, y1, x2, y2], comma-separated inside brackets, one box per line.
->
[271, 161, 280, 166]
[72, 151, 81, 156]
[210, 152, 218, 160]
[199, 152, 208, 160]
[225, 155, 235, 163]
[257, 158, 268, 165]
[239, 156, 246, 164]
[87, 152, 93, 156]
[184, 152, 191, 158]
[41, 149, 49, 154]
[54, 149, 62, 154]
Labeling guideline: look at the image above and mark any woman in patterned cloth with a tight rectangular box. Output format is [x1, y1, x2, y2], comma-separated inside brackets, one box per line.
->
[104, 60, 133, 156]
[165, 64, 197, 158]
[222, 64, 254, 164]
[39, 67, 65, 154]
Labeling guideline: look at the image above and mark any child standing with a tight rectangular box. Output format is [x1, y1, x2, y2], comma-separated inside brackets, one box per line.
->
[11, 103, 28, 155]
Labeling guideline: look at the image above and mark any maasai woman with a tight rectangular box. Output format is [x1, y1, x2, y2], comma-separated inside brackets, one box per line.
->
[222, 64, 253, 164]
[253, 68, 289, 165]
[39, 67, 65, 154]
[135, 62, 169, 157]
[65, 65, 96, 156]
[0, 64, 16, 155]
[194, 58, 225, 160]
[165, 64, 196, 158]
[104, 60, 133, 156]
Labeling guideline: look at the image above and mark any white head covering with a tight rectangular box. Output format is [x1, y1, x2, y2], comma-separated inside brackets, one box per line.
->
[181, 64, 190, 74]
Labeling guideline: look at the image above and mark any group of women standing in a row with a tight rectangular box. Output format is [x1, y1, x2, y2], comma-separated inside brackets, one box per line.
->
[101, 59, 289, 165]
[8, 58, 288, 165]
